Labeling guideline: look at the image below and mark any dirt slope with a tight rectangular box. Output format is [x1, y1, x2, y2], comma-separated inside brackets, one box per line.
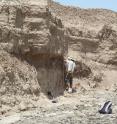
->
[50, 1, 117, 31]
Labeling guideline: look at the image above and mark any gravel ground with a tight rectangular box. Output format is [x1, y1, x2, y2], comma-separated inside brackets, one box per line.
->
[1, 90, 117, 124]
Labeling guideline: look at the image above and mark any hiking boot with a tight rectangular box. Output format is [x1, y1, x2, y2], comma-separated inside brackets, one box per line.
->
[68, 88, 72, 93]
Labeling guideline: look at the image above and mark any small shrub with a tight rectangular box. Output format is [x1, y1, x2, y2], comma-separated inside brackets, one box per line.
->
[98, 25, 113, 40]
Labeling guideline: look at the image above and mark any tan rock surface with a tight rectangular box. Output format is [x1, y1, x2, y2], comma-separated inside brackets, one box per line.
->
[0, 1, 117, 123]
[51, 1, 117, 91]
[0, 0, 66, 114]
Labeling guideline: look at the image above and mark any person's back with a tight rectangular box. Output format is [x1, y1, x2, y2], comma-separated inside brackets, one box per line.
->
[66, 59, 76, 73]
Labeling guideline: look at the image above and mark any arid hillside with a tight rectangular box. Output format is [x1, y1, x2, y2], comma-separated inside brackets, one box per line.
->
[1, 1, 117, 123]
[50, 1, 117, 31]
[50, 1, 117, 63]
[50, 1, 117, 91]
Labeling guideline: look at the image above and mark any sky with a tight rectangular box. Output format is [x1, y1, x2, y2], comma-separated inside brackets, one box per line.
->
[54, 0, 117, 12]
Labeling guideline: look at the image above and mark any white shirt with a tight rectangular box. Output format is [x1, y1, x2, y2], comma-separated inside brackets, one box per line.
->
[66, 59, 76, 73]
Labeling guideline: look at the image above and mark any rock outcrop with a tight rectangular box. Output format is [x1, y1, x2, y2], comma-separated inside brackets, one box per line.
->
[50, 1, 117, 91]
[0, 0, 67, 113]
[50, 1, 117, 64]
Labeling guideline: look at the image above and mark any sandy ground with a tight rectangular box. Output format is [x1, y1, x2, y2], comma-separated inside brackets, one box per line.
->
[0, 89, 117, 124]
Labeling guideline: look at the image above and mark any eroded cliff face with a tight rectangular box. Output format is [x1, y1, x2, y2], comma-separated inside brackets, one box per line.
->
[51, 1, 117, 63]
[0, 0, 66, 113]
[51, 1, 117, 91]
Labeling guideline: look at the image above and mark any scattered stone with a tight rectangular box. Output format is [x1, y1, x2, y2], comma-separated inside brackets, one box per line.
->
[52, 99, 58, 103]
[18, 102, 28, 111]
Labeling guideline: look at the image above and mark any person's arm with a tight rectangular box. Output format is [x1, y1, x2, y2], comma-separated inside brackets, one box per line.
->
[74, 62, 76, 70]
[74, 62, 76, 69]
[73, 62, 76, 73]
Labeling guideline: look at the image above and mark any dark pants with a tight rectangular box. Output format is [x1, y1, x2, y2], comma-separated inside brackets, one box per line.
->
[65, 72, 73, 88]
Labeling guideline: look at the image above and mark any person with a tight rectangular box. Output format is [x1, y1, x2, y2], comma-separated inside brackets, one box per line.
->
[64, 57, 76, 93]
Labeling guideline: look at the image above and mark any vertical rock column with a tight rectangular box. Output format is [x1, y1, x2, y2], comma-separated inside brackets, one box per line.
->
[24, 3, 66, 96]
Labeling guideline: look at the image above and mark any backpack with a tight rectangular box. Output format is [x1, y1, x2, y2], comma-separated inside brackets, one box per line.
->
[99, 101, 112, 114]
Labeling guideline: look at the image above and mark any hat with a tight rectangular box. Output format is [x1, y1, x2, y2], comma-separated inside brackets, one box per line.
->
[68, 57, 75, 61]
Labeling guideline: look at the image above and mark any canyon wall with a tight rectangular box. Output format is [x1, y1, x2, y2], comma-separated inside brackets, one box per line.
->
[0, 0, 66, 112]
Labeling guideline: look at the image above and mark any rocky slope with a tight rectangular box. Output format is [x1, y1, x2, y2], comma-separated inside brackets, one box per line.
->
[50, 1, 117, 90]
[50, 1, 117, 31]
